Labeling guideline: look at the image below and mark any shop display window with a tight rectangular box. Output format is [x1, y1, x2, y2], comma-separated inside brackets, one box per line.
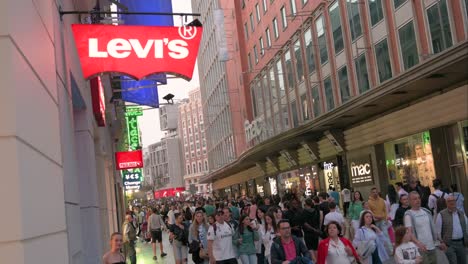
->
[385, 131, 436, 189]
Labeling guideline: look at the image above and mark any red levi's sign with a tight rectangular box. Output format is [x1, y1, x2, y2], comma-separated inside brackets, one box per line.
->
[71, 24, 202, 80]
[154, 187, 185, 199]
[115, 150, 143, 170]
[89, 76, 106, 127]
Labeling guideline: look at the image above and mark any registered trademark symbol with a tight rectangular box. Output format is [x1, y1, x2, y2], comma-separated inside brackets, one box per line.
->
[178, 26, 197, 40]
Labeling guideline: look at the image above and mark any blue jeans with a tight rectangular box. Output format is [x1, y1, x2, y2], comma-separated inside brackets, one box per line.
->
[240, 254, 257, 264]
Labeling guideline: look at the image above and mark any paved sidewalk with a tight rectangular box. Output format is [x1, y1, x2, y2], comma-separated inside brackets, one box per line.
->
[134, 231, 176, 264]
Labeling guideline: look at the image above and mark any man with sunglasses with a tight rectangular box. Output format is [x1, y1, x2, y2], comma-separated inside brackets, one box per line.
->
[207, 209, 237, 264]
[271, 219, 311, 264]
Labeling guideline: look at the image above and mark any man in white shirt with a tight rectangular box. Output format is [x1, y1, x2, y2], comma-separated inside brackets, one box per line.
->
[436, 194, 468, 264]
[395, 182, 408, 199]
[207, 209, 237, 264]
[167, 204, 176, 226]
[323, 202, 346, 235]
[428, 179, 446, 214]
[405, 191, 446, 264]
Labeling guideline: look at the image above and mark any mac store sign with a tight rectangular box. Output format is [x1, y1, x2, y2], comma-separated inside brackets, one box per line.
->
[348, 154, 374, 187]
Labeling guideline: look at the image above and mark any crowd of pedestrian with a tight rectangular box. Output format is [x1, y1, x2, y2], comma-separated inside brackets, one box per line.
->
[102, 179, 467, 264]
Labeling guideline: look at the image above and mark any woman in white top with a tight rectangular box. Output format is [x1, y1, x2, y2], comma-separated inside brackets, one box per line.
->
[261, 212, 277, 264]
[353, 210, 389, 264]
[393, 226, 422, 264]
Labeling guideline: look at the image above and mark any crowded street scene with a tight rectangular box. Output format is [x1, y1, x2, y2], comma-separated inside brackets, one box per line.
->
[1, 0, 468, 263]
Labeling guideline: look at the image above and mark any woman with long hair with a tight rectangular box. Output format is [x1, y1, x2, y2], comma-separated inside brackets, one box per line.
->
[234, 214, 259, 264]
[103, 232, 126, 264]
[170, 213, 189, 264]
[255, 208, 266, 264]
[317, 221, 360, 264]
[348, 191, 364, 240]
[393, 226, 422, 264]
[261, 212, 277, 264]
[189, 211, 209, 264]
[267, 206, 283, 225]
[353, 211, 389, 264]
[386, 185, 398, 244]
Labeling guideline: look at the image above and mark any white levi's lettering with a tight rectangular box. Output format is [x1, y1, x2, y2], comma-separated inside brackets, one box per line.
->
[88, 38, 190, 59]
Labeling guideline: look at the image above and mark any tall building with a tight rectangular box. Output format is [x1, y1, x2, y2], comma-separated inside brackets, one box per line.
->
[203, 0, 468, 205]
[0, 0, 124, 263]
[179, 88, 210, 195]
[147, 138, 184, 191]
[191, 0, 250, 172]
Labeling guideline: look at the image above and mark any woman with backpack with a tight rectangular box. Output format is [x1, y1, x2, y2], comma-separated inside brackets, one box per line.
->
[234, 214, 260, 264]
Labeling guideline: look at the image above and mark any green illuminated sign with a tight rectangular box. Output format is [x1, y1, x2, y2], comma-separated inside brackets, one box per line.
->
[124, 106, 143, 182]
[125, 106, 143, 117]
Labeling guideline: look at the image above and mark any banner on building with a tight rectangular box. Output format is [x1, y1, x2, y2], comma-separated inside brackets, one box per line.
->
[71, 24, 203, 80]
[154, 187, 185, 198]
[89, 76, 106, 126]
[122, 169, 142, 190]
[115, 150, 143, 170]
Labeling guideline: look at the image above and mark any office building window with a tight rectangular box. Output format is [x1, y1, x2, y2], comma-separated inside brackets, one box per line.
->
[192, 164, 196, 174]
[301, 93, 309, 120]
[369, 0, 384, 26]
[260, 37, 265, 55]
[316, 16, 328, 64]
[251, 85, 258, 117]
[338, 66, 350, 103]
[294, 39, 304, 82]
[281, 6, 288, 29]
[248, 53, 252, 70]
[266, 28, 272, 47]
[244, 23, 249, 39]
[291, 101, 299, 127]
[355, 53, 370, 94]
[398, 21, 419, 70]
[254, 45, 259, 64]
[285, 50, 294, 89]
[204, 160, 208, 171]
[282, 106, 290, 129]
[255, 80, 264, 117]
[276, 60, 286, 98]
[187, 165, 191, 175]
[273, 18, 279, 38]
[303, 0, 308, 5]
[304, 28, 316, 73]
[324, 77, 335, 111]
[255, 4, 261, 22]
[311, 85, 321, 117]
[290, 0, 297, 15]
[250, 13, 255, 32]
[347, 0, 362, 41]
[329, 1, 344, 53]
[394, 0, 406, 9]
[269, 67, 278, 105]
[198, 162, 202, 173]
[263, 0, 268, 13]
[375, 39, 392, 82]
[427, 0, 453, 54]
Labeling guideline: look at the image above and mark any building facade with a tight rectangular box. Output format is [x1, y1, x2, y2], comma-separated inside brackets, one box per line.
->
[191, 0, 250, 172]
[203, 0, 468, 208]
[147, 137, 184, 191]
[0, 0, 124, 263]
[179, 88, 210, 195]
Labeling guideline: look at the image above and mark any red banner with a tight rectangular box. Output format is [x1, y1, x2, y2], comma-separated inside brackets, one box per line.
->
[115, 150, 143, 170]
[90, 76, 106, 126]
[71, 24, 202, 80]
[154, 187, 185, 199]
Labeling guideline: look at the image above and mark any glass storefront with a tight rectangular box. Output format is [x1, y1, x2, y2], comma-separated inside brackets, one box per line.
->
[384, 131, 436, 189]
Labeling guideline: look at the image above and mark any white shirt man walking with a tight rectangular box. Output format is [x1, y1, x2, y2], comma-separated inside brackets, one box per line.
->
[207, 209, 237, 264]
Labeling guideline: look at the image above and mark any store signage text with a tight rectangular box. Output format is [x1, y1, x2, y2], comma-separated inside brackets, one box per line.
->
[154, 187, 185, 198]
[122, 169, 142, 190]
[244, 118, 265, 142]
[323, 162, 335, 191]
[304, 173, 312, 196]
[126, 107, 143, 151]
[115, 150, 143, 170]
[256, 184, 264, 194]
[269, 178, 278, 195]
[71, 24, 203, 80]
[349, 155, 374, 186]
[90, 76, 106, 127]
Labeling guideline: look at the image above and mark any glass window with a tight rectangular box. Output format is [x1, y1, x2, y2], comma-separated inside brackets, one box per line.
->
[285, 50, 294, 89]
[329, 1, 344, 53]
[338, 66, 350, 103]
[187, 165, 191, 174]
[290, 0, 297, 15]
[260, 37, 265, 55]
[269, 67, 278, 105]
[303, 0, 308, 5]
[294, 39, 304, 82]
[324, 77, 335, 111]
[276, 60, 286, 98]
[273, 18, 279, 38]
[282, 106, 290, 129]
[248, 52, 253, 70]
[244, 23, 249, 38]
[300, 93, 309, 121]
[255, 4, 261, 22]
[375, 39, 392, 82]
[254, 45, 259, 64]
[304, 28, 316, 73]
[281, 6, 288, 29]
[250, 13, 255, 32]
[347, 0, 362, 41]
[291, 101, 299, 127]
[398, 21, 419, 70]
[263, 0, 268, 13]
[255, 80, 264, 117]
[316, 16, 328, 64]
[262, 73, 271, 113]
[355, 53, 370, 94]
[311, 85, 321, 117]
[266, 28, 272, 47]
[394, 0, 406, 9]
[198, 162, 202, 172]
[427, 0, 453, 54]
[192, 164, 196, 173]
[251, 85, 258, 117]
[369, 0, 384, 26]
[204, 160, 208, 171]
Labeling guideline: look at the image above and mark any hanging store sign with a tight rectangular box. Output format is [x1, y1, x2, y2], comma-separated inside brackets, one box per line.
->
[71, 24, 203, 80]
[269, 178, 278, 195]
[304, 173, 312, 196]
[90, 76, 106, 126]
[154, 187, 186, 199]
[115, 150, 143, 170]
[125, 106, 143, 151]
[323, 161, 336, 191]
[349, 155, 374, 187]
[122, 169, 142, 190]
